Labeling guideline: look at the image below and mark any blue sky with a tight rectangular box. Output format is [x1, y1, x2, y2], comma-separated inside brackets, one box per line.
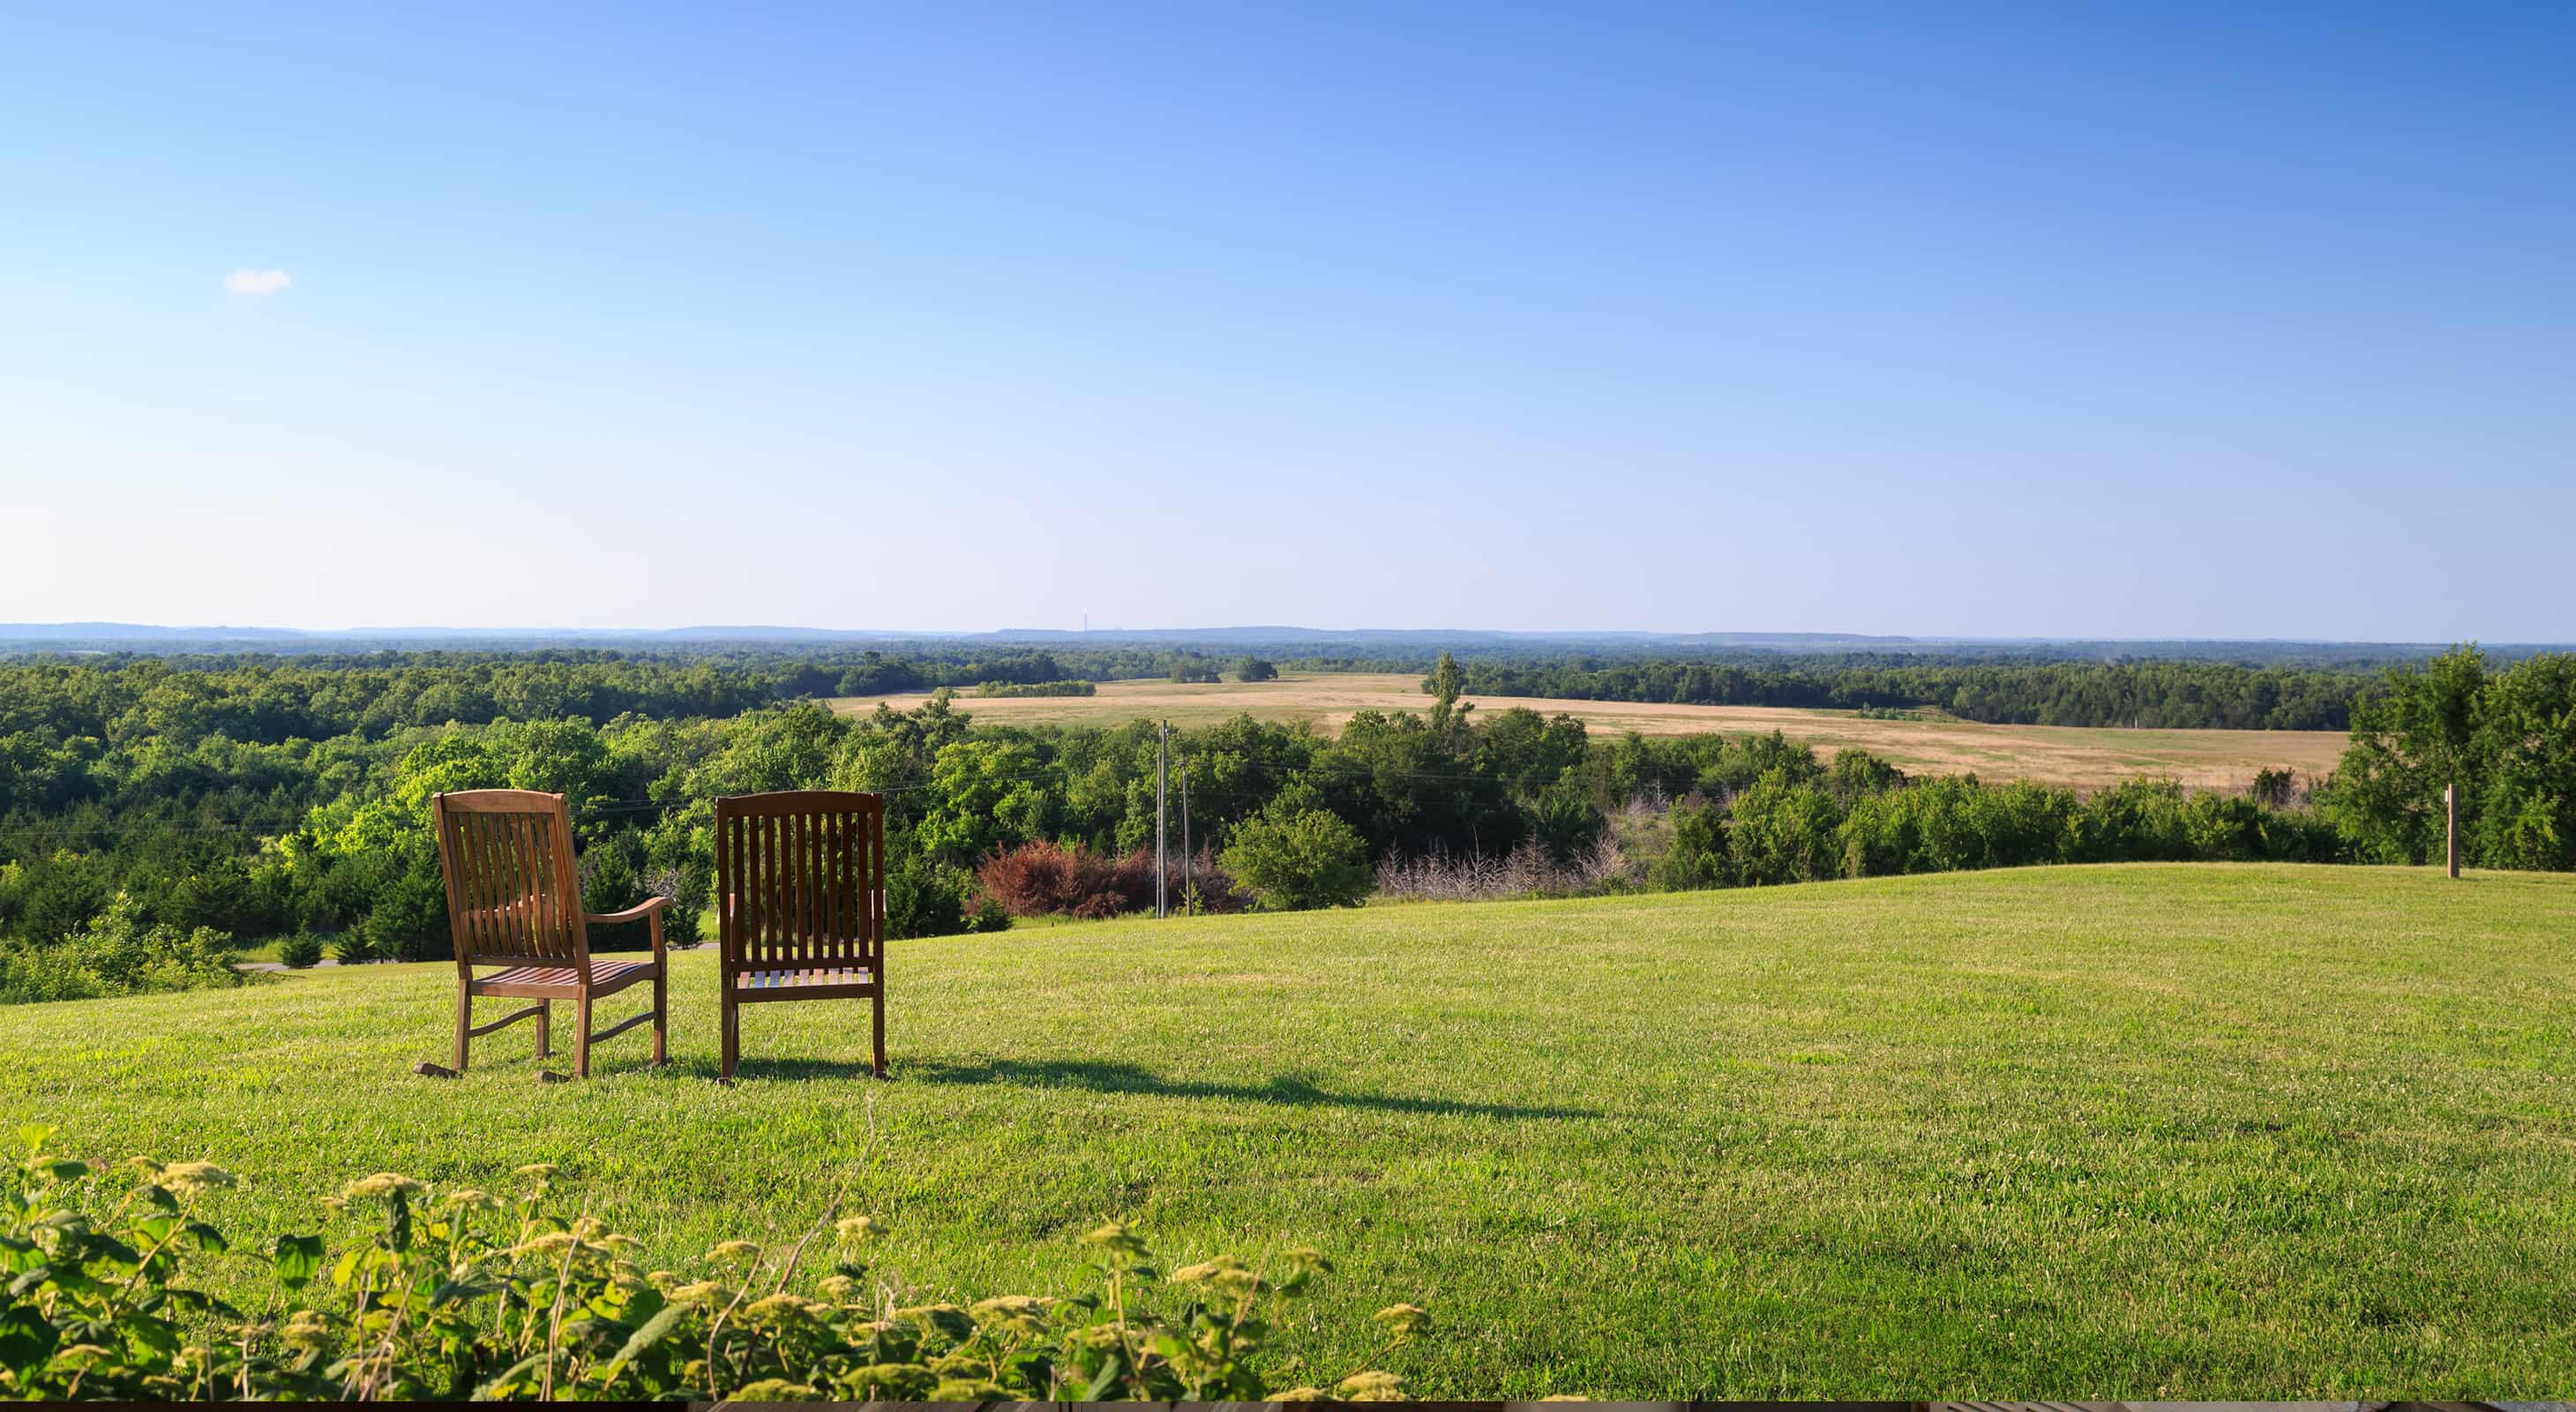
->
[4, 2, 2570, 639]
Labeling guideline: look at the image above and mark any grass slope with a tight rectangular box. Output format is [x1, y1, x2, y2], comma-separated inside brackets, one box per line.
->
[6, 864, 2573, 1397]
[835, 672, 2347, 789]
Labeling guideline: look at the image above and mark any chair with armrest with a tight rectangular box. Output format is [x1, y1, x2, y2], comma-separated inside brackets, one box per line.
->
[430, 788, 668, 1078]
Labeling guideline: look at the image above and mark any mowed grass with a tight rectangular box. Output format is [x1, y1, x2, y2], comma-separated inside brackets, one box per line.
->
[834, 672, 2347, 790]
[8, 864, 2575, 1397]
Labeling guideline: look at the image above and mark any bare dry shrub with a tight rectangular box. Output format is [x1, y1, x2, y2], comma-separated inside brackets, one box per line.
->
[1373, 836, 1638, 904]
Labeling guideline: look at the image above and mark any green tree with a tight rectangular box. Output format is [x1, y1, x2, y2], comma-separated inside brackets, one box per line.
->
[1236, 657, 1280, 682]
[2467, 652, 2576, 870]
[1220, 806, 1371, 911]
[1423, 651, 1473, 748]
[2325, 645, 2490, 865]
[1726, 770, 1846, 885]
[914, 738, 1052, 867]
[1647, 800, 1731, 890]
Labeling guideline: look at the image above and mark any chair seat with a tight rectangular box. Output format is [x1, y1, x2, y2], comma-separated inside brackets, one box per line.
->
[470, 958, 657, 996]
[731, 965, 876, 997]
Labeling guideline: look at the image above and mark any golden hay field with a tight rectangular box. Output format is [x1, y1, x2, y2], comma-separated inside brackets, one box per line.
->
[830, 672, 2347, 791]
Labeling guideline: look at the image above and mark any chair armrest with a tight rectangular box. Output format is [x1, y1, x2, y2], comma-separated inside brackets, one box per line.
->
[587, 897, 671, 925]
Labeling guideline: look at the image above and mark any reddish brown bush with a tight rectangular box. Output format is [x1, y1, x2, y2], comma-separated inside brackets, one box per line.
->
[974, 842, 1251, 919]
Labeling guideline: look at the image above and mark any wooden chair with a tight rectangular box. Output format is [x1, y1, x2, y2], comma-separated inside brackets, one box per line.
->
[716, 790, 887, 1080]
[430, 789, 668, 1078]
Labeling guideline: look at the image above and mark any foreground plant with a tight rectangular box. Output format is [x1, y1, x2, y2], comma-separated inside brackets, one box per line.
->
[0, 1127, 1422, 1401]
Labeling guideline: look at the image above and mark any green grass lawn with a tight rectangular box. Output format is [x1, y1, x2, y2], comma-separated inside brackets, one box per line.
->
[6, 863, 2573, 1397]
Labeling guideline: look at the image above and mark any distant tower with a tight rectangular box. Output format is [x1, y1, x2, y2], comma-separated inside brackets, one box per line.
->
[1082, 610, 1089, 633]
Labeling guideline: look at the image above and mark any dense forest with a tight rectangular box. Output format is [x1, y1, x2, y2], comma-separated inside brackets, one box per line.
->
[0, 645, 2566, 1004]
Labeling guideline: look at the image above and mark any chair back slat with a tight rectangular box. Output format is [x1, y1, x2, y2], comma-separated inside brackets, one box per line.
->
[433, 790, 588, 969]
[717, 791, 884, 974]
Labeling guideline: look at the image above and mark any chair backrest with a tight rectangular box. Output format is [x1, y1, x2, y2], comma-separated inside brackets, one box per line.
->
[431, 789, 590, 973]
[716, 791, 886, 975]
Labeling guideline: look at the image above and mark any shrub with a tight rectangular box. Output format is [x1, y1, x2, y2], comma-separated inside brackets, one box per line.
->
[0, 892, 246, 1005]
[358, 856, 451, 963]
[1646, 800, 1731, 891]
[1221, 807, 1371, 911]
[1827, 747, 1906, 800]
[276, 932, 326, 969]
[1726, 771, 1846, 886]
[1374, 837, 1636, 904]
[1523, 785, 1607, 864]
[0, 1129, 1424, 1401]
[1838, 775, 1997, 876]
[329, 930, 378, 966]
[1236, 657, 1280, 682]
[1171, 852, 1253, 914]
[977, 839, 1129, 918]
[2248, 766, 2301, 809]
[887, 851, 1013, 938]
[976, 842, 1250, 920]
[641, 867, 703, 946]
[2067, 778, 2196, 863]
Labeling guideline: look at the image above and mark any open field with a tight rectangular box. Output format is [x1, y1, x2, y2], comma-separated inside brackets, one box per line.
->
[834, 673, 2348, 790]
[9, 864, 2574, 1396]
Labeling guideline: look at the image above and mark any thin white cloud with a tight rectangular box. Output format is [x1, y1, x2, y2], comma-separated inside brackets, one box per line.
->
[223, 269, 291, 296]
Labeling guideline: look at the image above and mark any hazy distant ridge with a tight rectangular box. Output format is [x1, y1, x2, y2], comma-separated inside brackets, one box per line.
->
[1, 622, 2556, 654]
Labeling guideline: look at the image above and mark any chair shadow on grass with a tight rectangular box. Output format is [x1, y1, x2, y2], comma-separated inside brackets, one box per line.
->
[729, 1054, 1601, 1121]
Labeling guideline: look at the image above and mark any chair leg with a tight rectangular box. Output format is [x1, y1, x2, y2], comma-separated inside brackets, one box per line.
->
[720, 994, 737, 1081]
[872, 989, 887, 1078]
[453, 981, 470, 1073]
[651, 965, 667, 1067]
[535, 1002, 551, 1059]
[575, 990, 593, 1079]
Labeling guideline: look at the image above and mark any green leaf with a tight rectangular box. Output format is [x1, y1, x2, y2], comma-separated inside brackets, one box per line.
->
[13, 1124, 52, 1153]
[428, 1274, 503, 1307]
[272, 1233, 324, 1290]
[43, 1160, 88, 1183]
[474, 1351, 550, 1400]
[1081, 1348, 1129, 1401]
[0, 1299, 58, 1377]
[595, 1303, 685, 1388]
[331, 1245, 362, 1289]
[181, 1220, 226, 1253]
[119, 1311, 182, 1358]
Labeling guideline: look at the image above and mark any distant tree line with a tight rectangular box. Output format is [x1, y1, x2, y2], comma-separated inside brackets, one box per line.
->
[971, 680, 1097, 698]
[0, 647, 1279, 740]
[1441, 657, 2370, 730]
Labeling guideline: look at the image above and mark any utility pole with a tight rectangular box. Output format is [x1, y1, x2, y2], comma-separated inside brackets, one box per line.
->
[1156, 720, 1170, 918]
[1179, 761, 1192, 914]
[2445, 781, 2460, 879]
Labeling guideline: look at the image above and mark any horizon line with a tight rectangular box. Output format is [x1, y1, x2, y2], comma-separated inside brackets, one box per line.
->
[0, 621, 2557, 649]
